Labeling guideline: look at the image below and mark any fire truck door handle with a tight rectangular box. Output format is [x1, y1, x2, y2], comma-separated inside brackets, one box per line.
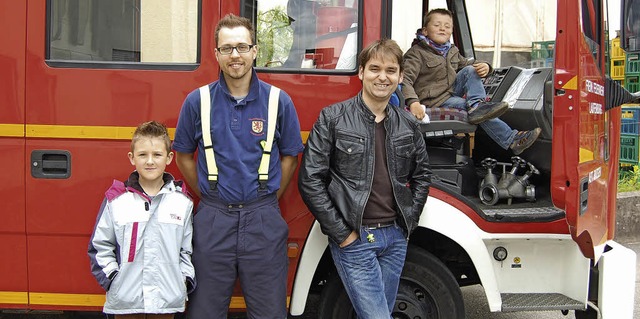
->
[31, 150, 71, 179]
[579, 178, 588, 215]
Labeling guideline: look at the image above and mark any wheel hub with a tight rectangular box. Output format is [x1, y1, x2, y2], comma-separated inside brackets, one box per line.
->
[392, 279, 437, 319]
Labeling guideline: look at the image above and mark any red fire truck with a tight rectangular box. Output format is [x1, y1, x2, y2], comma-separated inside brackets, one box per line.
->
[0, 0, 637, 318]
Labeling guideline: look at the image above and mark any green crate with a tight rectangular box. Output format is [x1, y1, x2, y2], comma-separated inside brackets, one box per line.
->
[625, 75, 639, 93]
[620, 133, 640, 164]
[626, 52, 640, 75]
[531, 41, 555, 60]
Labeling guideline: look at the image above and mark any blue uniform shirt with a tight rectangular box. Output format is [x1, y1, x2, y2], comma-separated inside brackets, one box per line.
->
[173, 70, 304, 203]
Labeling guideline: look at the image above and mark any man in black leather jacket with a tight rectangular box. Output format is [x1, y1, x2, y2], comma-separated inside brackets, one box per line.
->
[298, 39, 431, 318]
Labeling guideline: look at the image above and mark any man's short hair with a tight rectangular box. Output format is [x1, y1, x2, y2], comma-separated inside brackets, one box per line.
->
[215, 14, 255, 46]
[423, 8, 453, 27]
[358, 38, 404, 74]
[131, 121, 172, 153]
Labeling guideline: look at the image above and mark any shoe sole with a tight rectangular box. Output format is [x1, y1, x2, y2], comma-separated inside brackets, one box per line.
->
[467, 102, 509, 124]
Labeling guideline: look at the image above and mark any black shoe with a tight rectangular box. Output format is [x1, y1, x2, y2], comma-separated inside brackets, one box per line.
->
[467, 101, 509, 124]
[510, 128, 542, 155]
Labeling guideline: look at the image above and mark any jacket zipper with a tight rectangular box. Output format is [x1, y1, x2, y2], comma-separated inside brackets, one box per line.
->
[384, 118, 411, 240]
[357, 119, 376, 238]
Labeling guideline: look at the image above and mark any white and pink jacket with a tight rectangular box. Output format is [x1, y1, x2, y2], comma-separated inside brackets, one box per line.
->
[88, 172, 195, 314]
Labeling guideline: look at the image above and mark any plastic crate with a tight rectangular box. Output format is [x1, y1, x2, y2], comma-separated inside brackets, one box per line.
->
[530, 58, 553, 68]
[611, 38, 626, 59]
[621, 107, 640, 134]
[531, 41, 555, 60]
[620, 133, 640, 164]
[611, 58, 626, 79]
[626, 52, 640, 75]
[625, 75, 640, 93]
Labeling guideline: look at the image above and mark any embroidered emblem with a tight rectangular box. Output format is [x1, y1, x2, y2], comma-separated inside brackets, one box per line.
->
[252, 120, 264, 134]
[169, 213, 182, 221]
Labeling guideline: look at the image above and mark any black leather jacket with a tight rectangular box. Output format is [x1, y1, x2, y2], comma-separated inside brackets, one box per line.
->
[298, 93, 431, 245]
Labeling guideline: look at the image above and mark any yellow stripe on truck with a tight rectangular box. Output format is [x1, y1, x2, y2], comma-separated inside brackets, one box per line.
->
[0, 124, 24, 137]
[0, 291, 28, 305]
[29, 293, 105, 307]
[1, 124, 310, 143]
[0, 291, 288, 309]
[25, 125, 175, 140]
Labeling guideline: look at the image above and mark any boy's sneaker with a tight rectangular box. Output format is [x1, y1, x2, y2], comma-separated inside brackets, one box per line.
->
[510, 128, 542, 155]
[467, 101, 509, 124]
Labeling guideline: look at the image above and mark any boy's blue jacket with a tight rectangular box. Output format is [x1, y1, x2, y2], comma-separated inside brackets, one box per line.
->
[88, 172, 195, 314]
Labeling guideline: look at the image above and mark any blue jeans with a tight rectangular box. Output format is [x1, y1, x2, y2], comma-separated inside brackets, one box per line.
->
[442, 66, 517, 150]
[329, 223, 408, 319]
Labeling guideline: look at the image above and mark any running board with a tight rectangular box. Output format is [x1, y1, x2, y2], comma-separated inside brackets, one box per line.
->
[483, 206, 565, 223]
[501, 293, 584, 312]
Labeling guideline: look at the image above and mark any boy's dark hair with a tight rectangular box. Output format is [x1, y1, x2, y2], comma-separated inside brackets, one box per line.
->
[131, 121, 172, 153]
[423, 8, 453, 27]
[358, 38, 404, 74]
[215, 14, 255, 46]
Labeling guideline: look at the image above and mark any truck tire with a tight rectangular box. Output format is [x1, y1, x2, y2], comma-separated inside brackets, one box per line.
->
[317, 277, 357, 319]
[316, 246, 465, 319]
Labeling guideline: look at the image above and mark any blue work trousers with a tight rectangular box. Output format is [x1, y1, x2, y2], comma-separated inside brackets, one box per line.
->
[186, 194, 288, 319]
[329, 223, 408, 319]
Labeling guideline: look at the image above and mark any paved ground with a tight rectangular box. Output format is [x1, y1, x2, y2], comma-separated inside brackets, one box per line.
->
[2, 242, 637, 319]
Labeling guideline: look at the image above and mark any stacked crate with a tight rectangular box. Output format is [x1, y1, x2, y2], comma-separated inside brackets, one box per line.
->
[611, 37, 626, 86]
[530, 41, 554, 68]
[620, 105, 640, 165]
[626, 52, 640, 93]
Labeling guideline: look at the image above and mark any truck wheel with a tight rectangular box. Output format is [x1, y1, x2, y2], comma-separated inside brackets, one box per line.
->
[317, 276, 357, 319]
[316, 246, 465, 319]
[395, 246, 465, 318]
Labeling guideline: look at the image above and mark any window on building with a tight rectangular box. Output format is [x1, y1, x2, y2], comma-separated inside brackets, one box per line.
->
[243, 0, 360, 71]
[48, 0, 198, 64]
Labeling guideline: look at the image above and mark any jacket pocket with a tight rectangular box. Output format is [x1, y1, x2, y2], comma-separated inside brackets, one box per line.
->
[334, 133, 365, 179]
[393, 135, 416, 179]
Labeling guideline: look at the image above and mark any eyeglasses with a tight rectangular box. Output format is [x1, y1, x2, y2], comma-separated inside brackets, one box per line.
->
[216, 44, 255, 55]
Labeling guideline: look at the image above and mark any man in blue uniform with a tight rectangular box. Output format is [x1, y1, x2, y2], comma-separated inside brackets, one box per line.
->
[173, 14, 304, 319]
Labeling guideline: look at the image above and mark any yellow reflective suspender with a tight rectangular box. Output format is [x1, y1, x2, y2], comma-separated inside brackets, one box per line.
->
[199, 85, 280, 190]
[199, 85, 218, 190]
[258, 86, 281, 188]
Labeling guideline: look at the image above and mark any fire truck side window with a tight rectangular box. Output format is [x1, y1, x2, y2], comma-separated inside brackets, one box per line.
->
[48, 0, 198, 64]
[245, 0, 360, 71]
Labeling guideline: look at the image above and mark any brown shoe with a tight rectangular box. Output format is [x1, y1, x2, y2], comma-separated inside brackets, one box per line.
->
[467, 101, 509, 124]
[510, 128, 542, 155]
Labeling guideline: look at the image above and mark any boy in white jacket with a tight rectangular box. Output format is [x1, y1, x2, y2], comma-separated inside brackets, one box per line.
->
[88, 121, 195, 319]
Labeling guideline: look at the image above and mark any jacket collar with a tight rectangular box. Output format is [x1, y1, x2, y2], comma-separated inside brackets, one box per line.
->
[218, 69, 260, 103]
[124, 171, 175, 196]
[355, 91, 394, 122]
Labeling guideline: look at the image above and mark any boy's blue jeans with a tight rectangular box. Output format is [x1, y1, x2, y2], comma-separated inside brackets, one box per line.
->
[442, 66, 517, 150]
[329, 223, 407, 319]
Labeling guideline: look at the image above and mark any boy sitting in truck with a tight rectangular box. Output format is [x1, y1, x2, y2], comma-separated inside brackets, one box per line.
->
[402, 8, 541, 155]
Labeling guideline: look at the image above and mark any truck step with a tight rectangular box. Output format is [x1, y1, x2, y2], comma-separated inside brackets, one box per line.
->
[484, 206, 565, 222]
[501, 293, 583, 312]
